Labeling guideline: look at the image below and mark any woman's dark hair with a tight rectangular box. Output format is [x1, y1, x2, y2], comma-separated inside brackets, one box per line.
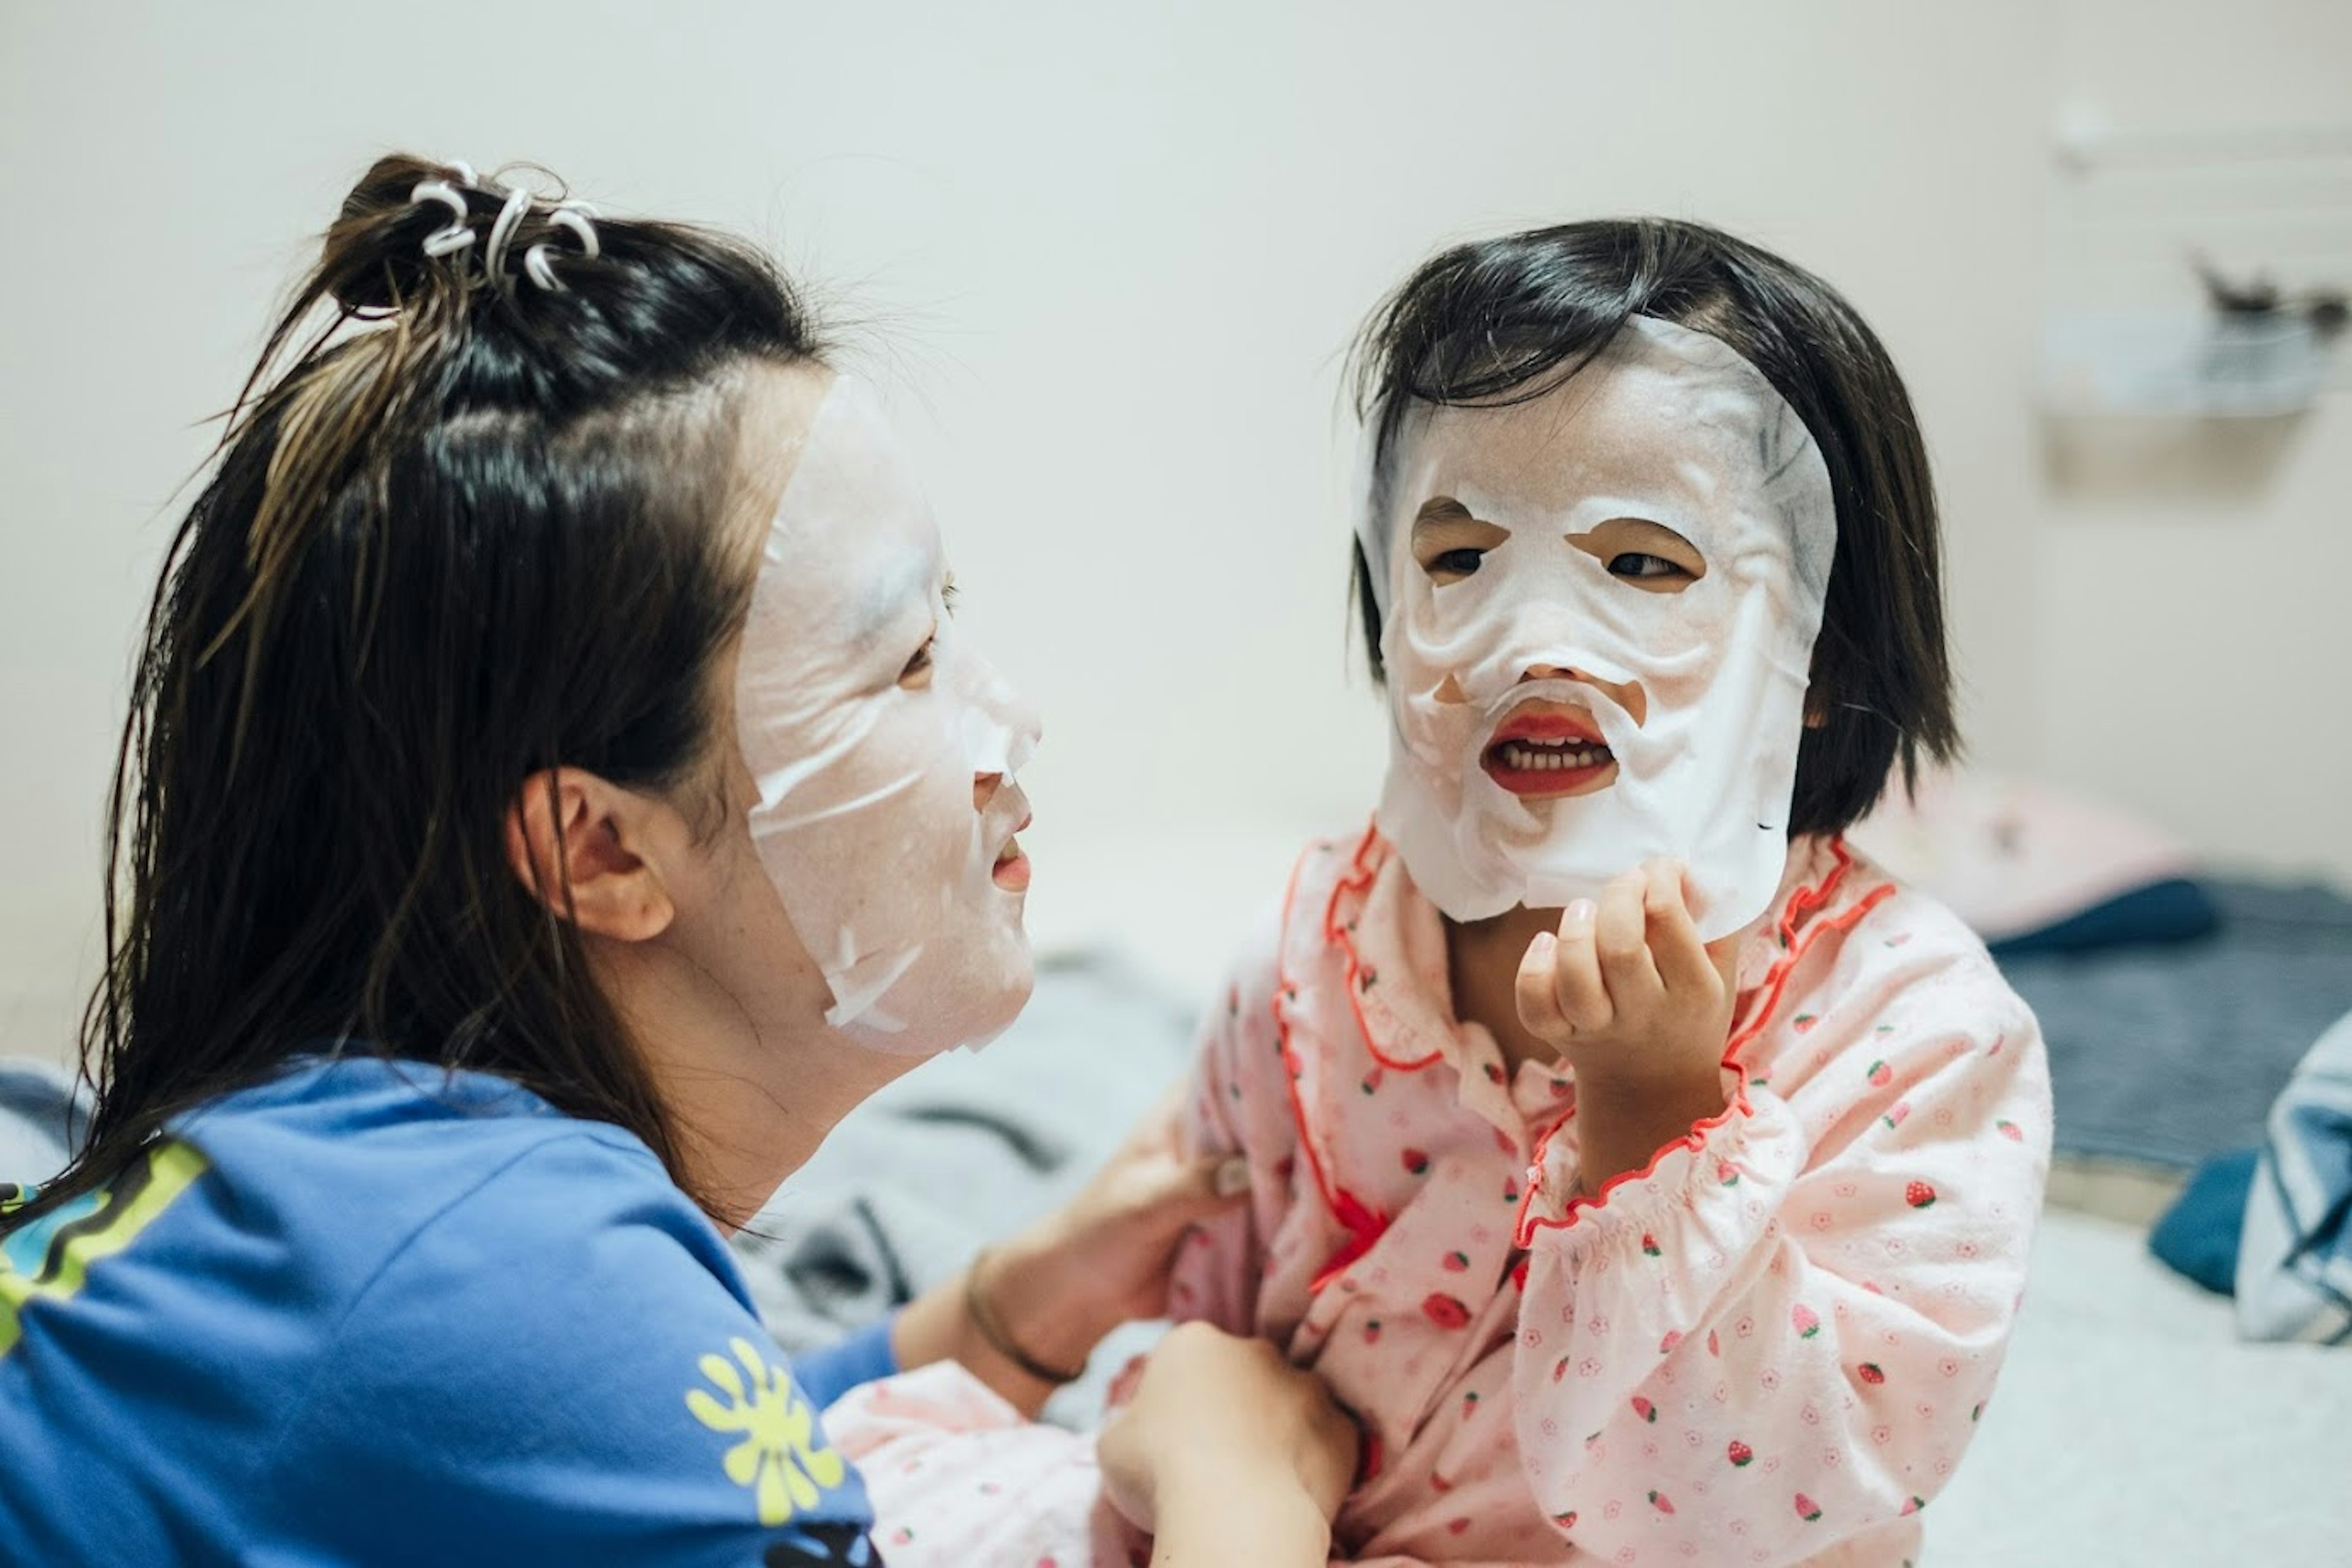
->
[1348, 217, 1958, 837]
[6, 154, 821, 1232]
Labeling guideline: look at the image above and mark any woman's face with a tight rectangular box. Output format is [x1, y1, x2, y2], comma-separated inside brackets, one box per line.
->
[693, 363, 1042, 1058]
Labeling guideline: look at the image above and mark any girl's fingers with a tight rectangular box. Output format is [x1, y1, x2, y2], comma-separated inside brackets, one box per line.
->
[1515, 930, 1575, 1042]
[1594, 867, 1663, 1008]
[1549, 897, 1614, 1033]
[1644, 858, 1719, 998]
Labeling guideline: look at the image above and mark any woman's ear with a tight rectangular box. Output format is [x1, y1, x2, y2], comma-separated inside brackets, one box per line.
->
[503, 768, 678, 941]
[1802, 686, 1830, 731]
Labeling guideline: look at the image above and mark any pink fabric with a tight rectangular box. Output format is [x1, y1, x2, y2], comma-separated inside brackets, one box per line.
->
[827, 826, 2051, 1567]
[824, 1362, 1144, 1568]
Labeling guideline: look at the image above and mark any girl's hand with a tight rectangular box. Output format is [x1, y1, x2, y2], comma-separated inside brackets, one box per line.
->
[1097, 1322, 1360, 1566]
[1513, 859, 1745, 1195]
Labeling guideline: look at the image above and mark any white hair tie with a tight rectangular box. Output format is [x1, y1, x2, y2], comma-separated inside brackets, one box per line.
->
[524, 200, 600, 293]
[408, 179, 475, 258]
[481, 183, 535, 292]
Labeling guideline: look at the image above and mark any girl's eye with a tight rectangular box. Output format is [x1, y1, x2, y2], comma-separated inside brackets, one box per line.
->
[1610, 552, 1688, 581]
[1429, 547, 1487, 581]
[899, 635, 938, 687]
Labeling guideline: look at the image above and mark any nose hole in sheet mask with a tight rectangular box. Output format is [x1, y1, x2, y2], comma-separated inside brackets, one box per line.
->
[973, 772, 1004, 810]
[1523, 664, 1648, 728]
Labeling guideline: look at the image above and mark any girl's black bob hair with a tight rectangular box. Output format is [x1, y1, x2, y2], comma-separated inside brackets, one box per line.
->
[1348, 217, 1958, 838]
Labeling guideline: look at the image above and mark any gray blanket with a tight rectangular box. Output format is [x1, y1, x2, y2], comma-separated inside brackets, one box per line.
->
[726, 953, 1201, 1415]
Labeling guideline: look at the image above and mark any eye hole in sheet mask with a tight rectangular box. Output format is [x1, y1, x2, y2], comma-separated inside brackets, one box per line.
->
[1411, 499, 1509, 584]
[1570, 517, 1706, 591]
[896, 578, 955, 689]
[1359, 316, 1836, 940]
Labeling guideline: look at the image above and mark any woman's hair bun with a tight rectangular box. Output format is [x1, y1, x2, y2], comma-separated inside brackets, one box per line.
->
[319, 153, 486, 315]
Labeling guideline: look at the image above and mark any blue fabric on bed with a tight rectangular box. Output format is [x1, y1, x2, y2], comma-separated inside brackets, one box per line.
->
[2148, 1147, 2258, 1294]
[1986, 877, 2222, 957]
[2000, 876, 2352, 1170]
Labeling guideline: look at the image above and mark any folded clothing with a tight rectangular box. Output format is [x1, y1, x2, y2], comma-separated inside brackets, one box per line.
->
[1988, 878, 2220, 958]
[2238, 1008, 2352, 1344]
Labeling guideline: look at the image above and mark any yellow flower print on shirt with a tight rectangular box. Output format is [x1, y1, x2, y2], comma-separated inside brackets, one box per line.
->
[686, 1336, 848, 1526]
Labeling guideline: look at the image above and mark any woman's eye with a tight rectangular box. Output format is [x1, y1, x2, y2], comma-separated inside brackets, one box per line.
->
[1610, 552, 1687, 581]
[899, 635, 938, 687]
[1428, 547, 1487, 581]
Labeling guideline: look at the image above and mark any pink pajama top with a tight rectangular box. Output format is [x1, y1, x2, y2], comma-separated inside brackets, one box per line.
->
[1166, 826, 2051, 1566]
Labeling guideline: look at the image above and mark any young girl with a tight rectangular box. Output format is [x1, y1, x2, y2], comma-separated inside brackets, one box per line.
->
[825, 219, 2050, 1567]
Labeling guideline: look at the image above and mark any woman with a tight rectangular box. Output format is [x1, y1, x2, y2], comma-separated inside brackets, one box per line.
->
[0, 156, 1355, 1566]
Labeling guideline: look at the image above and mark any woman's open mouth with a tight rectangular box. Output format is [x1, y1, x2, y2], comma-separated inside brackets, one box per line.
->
[991, 816, 1034, 892]
[1481, 707, 1618, 799]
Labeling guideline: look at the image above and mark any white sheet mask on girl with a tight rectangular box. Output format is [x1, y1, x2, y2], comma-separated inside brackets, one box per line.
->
[1360, 316, 1836, 941]
[734, 374, 1042, 1055]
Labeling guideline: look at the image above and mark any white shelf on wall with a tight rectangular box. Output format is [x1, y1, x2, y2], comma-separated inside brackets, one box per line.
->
[2039, 309, 2332, 418]
[2040, 110, 2350, 421]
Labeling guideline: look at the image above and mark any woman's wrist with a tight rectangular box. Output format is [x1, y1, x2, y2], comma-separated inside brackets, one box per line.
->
[885, 1233, 1117, 1418]
[984, 1220, 1123, 1371]
[963, 1245, 1090, 1384]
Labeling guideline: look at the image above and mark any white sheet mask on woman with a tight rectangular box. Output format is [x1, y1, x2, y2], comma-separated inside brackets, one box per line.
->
[734, 374, 1041, 1055]
[1360, 316, 1836, 941]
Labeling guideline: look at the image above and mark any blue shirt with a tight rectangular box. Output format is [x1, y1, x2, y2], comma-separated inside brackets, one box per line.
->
[0, 1055, 895, 1566]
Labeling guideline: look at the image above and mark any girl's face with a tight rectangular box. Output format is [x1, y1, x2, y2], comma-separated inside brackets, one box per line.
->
[707, 365, 1042, 1057]
[1365, 317, 1836, 939]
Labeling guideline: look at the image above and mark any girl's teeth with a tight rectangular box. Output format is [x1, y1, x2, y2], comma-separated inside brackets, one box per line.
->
[1499, 741, 1607, 771]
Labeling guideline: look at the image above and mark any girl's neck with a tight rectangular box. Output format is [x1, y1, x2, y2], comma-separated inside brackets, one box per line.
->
[1445, 904, 1568, 1077]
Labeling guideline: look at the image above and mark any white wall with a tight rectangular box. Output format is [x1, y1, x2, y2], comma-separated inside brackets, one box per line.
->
[2034, 0, 2352, 880]
[1, 1, 2333, 1058]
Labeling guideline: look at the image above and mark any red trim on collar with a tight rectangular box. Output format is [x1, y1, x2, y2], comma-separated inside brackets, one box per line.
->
[1328, 820, 1446, 1072]
[1509, 836, 1898, 1247]
[1270, 834, 1393, 1292]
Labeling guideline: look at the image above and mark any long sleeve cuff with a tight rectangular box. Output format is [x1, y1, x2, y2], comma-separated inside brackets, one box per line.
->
[794, 1313, 902, 1411]
[1514, 1086, 1808, 1259]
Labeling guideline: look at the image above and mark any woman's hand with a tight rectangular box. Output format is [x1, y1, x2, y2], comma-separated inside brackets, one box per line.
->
[891, 1086, 1249, 1413]
[1515, 859, 1745, 1195]
[995, 1084, 1250, 1344]
[1098, 1322, 1360, 1566]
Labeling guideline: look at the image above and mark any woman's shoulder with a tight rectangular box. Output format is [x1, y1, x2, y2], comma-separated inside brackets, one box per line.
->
[169, 1051, 694, 1275]
[2, 1054, 872, 1564]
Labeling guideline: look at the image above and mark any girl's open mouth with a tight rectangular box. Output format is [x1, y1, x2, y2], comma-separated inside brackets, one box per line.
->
[991, 816, 1033, 892]
[1481, 708, 1618, 799]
